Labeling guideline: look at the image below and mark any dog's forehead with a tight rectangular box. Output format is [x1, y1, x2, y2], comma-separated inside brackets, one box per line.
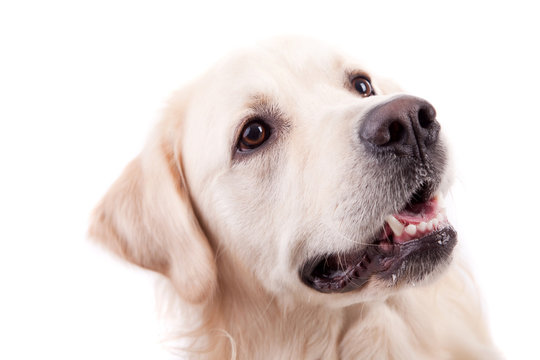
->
[184, 39, 369, 133]
[201, 38, 354, 102]
[230, 38, 346, 76]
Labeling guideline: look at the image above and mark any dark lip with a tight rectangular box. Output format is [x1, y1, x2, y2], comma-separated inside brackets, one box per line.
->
[300, 225, 457, 294]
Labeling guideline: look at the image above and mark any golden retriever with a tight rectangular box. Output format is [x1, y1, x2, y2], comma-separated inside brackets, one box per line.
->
[89, 37, 501, 359]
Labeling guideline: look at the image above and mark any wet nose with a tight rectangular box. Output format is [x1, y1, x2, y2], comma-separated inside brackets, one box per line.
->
[359, 95, 440, 157]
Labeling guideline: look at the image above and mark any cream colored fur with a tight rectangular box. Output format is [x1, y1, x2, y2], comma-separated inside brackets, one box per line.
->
[89, 38, 500, 359]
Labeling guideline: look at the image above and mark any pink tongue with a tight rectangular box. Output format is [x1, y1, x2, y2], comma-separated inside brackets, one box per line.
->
[394, 198, 438, 225]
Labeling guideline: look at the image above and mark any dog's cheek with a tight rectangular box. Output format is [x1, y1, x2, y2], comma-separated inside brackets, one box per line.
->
[207, 168, 324, 295]
[202, 170, 284, 259]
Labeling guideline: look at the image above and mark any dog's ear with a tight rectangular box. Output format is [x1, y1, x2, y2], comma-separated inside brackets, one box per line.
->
[89, 121, 217, 304]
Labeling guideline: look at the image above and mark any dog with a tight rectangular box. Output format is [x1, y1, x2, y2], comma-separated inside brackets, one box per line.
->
[89, 37, 500, 359]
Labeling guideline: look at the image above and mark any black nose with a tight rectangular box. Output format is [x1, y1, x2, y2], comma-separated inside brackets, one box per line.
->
[359, 95, 440, 158]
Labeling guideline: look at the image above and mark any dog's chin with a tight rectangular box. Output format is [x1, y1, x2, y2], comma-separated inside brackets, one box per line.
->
[300, 194, 457, 294]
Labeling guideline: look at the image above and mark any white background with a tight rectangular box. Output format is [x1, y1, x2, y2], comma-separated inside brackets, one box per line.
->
[1, 0, 538, 359]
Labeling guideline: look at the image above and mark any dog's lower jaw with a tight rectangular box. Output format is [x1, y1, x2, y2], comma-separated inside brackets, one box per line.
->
[175, 255, 499, 360]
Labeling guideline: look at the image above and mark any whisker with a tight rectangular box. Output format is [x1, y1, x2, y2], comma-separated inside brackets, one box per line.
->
[318, 221, 380, 247]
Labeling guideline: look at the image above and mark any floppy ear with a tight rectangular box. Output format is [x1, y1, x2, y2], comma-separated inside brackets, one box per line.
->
[89, 123, 217, 304]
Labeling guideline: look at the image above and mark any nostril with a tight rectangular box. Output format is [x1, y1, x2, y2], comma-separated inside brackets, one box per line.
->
[359, 96, 439, 156]
[418, 107, 432, 129]
[388, 121, 405, 143]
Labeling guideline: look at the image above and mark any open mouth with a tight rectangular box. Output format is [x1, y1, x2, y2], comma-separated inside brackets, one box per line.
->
[300, 190, 457, 293]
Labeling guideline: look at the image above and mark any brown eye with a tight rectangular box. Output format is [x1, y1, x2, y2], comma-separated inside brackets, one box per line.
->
[238, 120, 270, 151]
[352, 76, 374, 97]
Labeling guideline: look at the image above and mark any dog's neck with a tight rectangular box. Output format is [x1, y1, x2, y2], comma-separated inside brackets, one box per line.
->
[179, 254, 494, 360]
[198, 254, 344, 359]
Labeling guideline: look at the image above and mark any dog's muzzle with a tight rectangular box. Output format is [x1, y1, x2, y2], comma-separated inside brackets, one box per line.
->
[299, 95, 456, 294]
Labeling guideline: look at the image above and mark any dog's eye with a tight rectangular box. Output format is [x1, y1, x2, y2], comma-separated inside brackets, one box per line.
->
[237, 120, 270, 152]
[352, 76, 374, 97]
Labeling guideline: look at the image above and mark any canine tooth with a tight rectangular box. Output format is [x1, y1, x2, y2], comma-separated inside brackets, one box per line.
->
[427, 220, 434, 231]
[437, 213, 445, 223]
[418, 222, 427, 232]
[385, 215, 404, 236]
[405, 224, 417, 236]
[432, 218, 439, 228]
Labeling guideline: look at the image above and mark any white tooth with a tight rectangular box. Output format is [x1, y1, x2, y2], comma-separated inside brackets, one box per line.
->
[385, 215, 404, 236]
[427, 220, 434, 231]
[432, 218, 439, 229]
[418, 222, 427, 232]
[405, 224, 417, 236]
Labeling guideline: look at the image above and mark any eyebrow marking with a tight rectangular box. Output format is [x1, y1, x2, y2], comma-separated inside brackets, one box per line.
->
[246, 94, 283, 117]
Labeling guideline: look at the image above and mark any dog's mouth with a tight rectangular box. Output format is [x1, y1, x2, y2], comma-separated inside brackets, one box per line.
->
[300, 190, 457, 293]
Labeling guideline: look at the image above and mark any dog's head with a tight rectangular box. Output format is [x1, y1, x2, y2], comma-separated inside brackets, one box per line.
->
[90, 38, 456, 307]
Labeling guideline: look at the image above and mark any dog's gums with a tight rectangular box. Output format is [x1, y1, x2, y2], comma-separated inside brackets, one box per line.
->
[385, 194, 446, 242]
[300, 194, 457, 293]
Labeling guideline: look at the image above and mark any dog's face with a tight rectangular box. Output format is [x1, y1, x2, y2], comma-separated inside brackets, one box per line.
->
[91, 38, 456, 307]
